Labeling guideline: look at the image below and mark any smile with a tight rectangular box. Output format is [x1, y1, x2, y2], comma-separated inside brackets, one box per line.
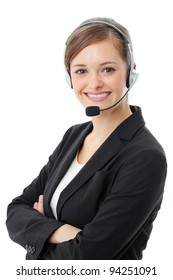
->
[85, 92, 111, 101]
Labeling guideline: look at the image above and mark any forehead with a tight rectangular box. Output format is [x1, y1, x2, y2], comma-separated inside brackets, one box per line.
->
[71, 39, 123, 66]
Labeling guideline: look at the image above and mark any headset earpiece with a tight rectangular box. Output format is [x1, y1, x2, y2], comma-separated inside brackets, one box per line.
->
[65, 70, 73, 88]
[126, 62, 138, 89]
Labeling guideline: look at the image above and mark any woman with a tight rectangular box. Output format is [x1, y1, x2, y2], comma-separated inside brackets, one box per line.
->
[6, 17, 167, 260]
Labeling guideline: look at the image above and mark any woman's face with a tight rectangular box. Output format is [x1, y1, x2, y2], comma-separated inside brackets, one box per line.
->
[70, 39, 128, 113]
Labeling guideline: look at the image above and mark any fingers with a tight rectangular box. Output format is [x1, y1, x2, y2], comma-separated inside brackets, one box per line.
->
[33, 202, 38, 210]
[33, 195, 44, 215]
[38, 195, 44, 215]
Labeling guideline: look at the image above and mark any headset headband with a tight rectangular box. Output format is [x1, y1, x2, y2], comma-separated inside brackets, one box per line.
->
[78, 20, 130, 44]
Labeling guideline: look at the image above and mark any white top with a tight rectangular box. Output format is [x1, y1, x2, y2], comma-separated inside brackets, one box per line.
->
[50, 155, 84, 219]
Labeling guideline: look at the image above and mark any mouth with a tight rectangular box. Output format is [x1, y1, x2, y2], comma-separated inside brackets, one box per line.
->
[84, 92, 111, 102]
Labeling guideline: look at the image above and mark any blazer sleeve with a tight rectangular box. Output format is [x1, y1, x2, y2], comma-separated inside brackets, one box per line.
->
[39, 147, 167, 260]
[6, 129, 72, 260]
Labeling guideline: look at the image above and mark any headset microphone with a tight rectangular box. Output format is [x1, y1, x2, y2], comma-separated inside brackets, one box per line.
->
[85, 89, 130, 117]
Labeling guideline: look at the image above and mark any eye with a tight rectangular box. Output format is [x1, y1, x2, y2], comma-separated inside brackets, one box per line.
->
[75, 69, 87, 75]
[102, 67, 116, 73]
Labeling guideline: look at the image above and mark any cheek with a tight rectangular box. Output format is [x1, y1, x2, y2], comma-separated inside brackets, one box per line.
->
[113, 72, 127, 89]
[105, 75, 125, 90]
[72, 76, 86, 93]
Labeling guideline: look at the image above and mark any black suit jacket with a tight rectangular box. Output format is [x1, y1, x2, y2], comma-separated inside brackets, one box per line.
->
[6, 107, 167, 260]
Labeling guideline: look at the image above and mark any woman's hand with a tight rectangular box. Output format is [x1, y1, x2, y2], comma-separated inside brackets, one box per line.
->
[33, 194, 44, 215]
[49, 224, 82, 244]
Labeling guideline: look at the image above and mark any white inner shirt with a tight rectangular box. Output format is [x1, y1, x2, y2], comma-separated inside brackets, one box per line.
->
[50, 154, 84, 219]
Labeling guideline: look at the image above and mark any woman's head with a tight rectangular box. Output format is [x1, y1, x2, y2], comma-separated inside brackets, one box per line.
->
[65, 18, 136, 116]
[65, 17, 133, 83]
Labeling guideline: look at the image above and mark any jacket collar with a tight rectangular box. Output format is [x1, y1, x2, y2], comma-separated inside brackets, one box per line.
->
[117, 106, 145, 140]
[45, 106, 145, 218]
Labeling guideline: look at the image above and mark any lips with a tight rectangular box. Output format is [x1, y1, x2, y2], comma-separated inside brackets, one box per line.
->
[85, 92, 111, 101]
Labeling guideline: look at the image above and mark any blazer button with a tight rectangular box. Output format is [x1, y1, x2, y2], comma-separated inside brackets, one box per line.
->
[25, 245, 29, 252]
[25, 245, 35, 254]
[30, 246, 36, 254]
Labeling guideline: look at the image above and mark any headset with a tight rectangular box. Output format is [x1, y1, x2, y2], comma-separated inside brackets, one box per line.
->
[65, 19, 138, 90]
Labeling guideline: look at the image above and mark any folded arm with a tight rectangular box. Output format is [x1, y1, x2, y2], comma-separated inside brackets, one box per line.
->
[6, 147, 167, 260]
[33, 195, 81, 243]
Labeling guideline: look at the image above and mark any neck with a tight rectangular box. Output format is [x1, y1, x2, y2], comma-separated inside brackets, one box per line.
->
[91, 104, 132, 138]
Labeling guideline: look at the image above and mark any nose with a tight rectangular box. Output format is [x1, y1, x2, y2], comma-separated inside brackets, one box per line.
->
[88, 72, 103, 91]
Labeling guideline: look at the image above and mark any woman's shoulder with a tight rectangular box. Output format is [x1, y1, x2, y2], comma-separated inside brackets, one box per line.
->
[49, 121, 92, 164]
[62, 121, 92, 139]
[128, 125, 167, 164]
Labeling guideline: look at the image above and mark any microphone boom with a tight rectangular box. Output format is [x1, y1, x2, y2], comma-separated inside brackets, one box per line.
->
[85, 89, 129, 117]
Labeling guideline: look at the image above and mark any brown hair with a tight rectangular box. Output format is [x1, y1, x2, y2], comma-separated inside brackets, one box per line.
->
[65, 17, 132, 72]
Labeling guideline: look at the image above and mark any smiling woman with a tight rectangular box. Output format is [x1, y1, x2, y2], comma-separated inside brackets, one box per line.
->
[6, 17, 167, 260]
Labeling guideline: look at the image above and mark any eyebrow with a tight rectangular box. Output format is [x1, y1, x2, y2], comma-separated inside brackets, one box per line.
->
[72, 62, 118, 68]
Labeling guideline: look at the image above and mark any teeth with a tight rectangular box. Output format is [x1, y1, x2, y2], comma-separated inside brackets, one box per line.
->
[87, 93, 109, 99]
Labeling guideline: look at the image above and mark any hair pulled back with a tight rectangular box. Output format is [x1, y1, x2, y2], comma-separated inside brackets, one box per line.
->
[65, 17, 132, 72]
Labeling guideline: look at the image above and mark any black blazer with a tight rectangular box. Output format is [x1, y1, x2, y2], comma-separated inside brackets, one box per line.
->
[6, 107, 167, 260]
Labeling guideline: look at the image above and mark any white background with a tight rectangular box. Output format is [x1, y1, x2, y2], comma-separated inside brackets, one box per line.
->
[0, 0, 172, 279]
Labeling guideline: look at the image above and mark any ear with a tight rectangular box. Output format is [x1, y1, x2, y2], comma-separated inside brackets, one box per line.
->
[65, 70, 73, 89]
